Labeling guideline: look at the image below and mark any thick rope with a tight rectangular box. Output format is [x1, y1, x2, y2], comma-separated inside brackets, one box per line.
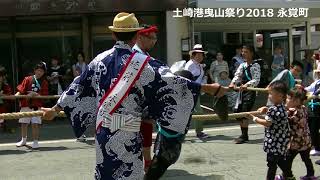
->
[0, 95, 61, 99]
[233, 87, 268, 92]
[192, 111, 261, 121]
[0, 87, 319, 100]
[0, 111, 65, 120]
[0, 110, 261, 120]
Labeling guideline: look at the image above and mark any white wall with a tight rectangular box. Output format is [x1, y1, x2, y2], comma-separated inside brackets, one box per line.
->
[166, 11, 190, 66]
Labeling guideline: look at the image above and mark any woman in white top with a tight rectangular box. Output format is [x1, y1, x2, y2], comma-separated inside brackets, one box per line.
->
[209, 52, 229, 83]
[72, 51, 87, 77]
[184, 44, 209, 139]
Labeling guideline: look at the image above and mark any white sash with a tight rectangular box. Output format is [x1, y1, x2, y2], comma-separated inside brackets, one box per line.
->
[96, 52, 150, 132]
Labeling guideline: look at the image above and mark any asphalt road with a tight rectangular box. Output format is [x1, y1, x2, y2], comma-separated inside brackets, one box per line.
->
[0, 124, 319, 180]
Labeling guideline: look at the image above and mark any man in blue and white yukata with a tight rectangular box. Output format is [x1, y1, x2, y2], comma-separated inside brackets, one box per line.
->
[132, 24, 158, 173]
[42, 12, 227, 180]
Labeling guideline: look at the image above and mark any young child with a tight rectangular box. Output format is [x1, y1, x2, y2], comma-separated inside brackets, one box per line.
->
[248, 81, 295, 180]
[16, 62, 48, 149]
[286, 87, 316, 180]
[0, 67, 13, 131]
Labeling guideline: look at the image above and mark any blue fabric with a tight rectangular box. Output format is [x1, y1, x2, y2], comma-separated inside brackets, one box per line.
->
[308, 100, 320, 111]
[306, 63, 312, 75]
[94, 127, 143, 180]
[33, 75, 41, 89]
[243, 64, 252, 81]
[57, 41, 201, 180]
[156, 122, 182, 138]
[288, 71, 295, 89]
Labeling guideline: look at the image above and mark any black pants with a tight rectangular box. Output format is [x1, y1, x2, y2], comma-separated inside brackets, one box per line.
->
[212, 95, 229, 121]
[308, 116, 320, 151]
[266, 154, 293, 180]
[233, 91, 256, 113]
[144, 133, 185, 180]
[234, 91, 256, 122]
[287, 149, 314, 177]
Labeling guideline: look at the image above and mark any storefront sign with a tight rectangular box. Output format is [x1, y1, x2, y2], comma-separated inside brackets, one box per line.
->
[0, 0, 187, 17]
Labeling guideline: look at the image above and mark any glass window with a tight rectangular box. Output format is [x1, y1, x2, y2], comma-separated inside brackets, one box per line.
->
[242, 33, 254, 45]
[16, 17, 81, 32]
[0, 19, 14, 89]
[226, 33, 240, 45]
[293, 36, 301, 61]
[92, 35, 114, 56]
[15, 17, 82, 82]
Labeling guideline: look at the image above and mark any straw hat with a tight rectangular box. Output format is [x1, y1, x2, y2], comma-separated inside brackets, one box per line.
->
[189, 44, 208, 56]
[108, 12, 144, 32]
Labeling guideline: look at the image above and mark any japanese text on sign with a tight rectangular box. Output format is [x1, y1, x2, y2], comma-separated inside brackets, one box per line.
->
[173, 8, 309, 18]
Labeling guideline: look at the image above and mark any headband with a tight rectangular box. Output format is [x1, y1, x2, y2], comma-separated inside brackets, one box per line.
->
[138, 26, 158, 36]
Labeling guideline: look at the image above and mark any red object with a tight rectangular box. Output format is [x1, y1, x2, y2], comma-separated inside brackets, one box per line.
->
[17, 76, 48, 108]
[144, 160, 152, 172]
[315, 53, 320, 60]
[140, 121, 153, 147]
[138, 25, 158, 36]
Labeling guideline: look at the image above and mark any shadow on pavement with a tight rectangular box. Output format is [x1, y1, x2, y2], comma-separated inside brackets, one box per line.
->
[246, 138, 264, 144]
[185, 135, 264, 144]
[163, 169, 224, 180]
[0, 145, 95, 155]
[0, 149, 29, 155]
[183, 157, 207, 164]
[0, 146, 69, 155]
[77, 139, 95, 146]
[0, 122, 96, 144]
[185, 135, 235, 144]
[200, 135, 235, 142]
[30, 146, 69, 151]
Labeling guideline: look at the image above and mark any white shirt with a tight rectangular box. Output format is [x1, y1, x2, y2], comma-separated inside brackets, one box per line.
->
[231, 62, 261, 87]
[184, 59, 205, 84]
[132, 44, 149, 56]
[305, 79, 320, 93]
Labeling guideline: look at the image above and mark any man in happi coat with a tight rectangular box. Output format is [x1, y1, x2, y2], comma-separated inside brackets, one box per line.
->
[42, 12, 227, 180]
[132, 24, 158, 172]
